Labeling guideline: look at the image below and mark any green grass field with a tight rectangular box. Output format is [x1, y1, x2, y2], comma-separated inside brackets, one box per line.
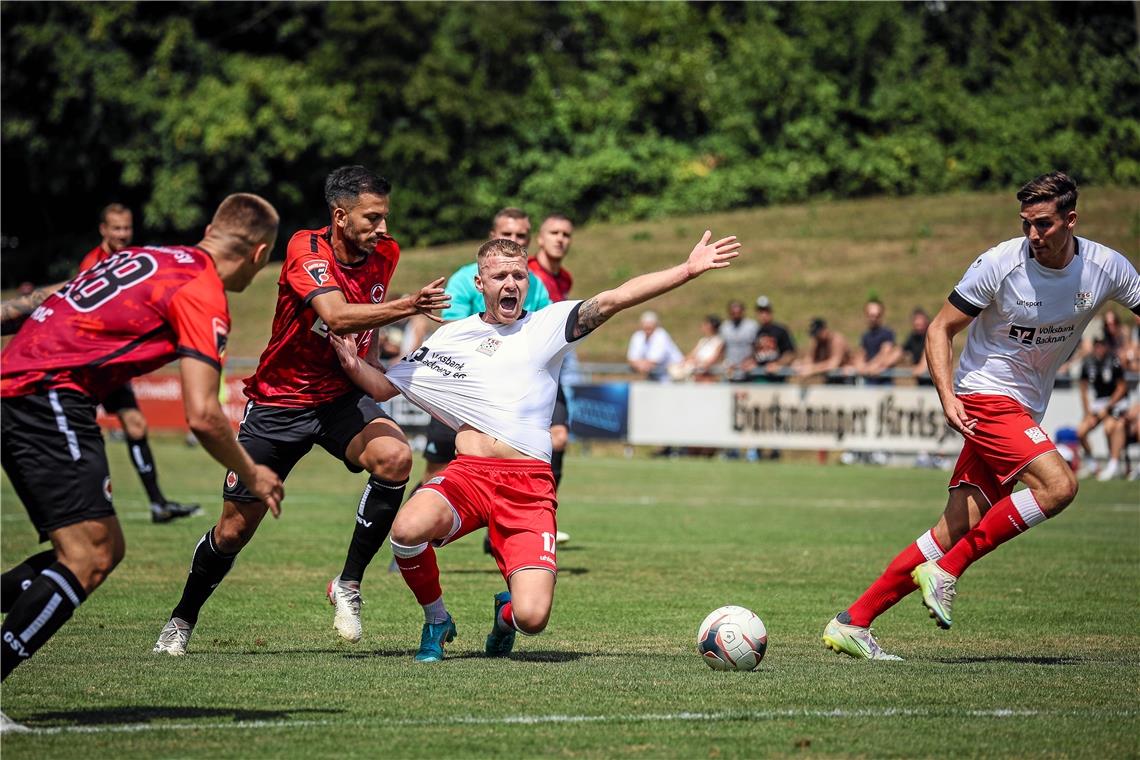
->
[2, 438, 1137, 757]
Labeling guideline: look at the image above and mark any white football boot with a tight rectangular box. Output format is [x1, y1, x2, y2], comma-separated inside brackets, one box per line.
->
[327, 575, 363, 643]
[153, 617, 194, 656]
[822, 616, 902, 660]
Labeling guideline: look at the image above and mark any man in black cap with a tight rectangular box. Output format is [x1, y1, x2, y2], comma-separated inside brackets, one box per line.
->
[749, 295, 796, 377]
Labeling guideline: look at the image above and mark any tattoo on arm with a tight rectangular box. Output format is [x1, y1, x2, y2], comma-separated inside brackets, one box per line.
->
[0, 287, 54, 335]
[572, 297, 610, 340]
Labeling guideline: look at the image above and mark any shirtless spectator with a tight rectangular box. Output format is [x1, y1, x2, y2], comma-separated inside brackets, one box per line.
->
[900, 307, 932, 383]
[795, 318, 853, 381]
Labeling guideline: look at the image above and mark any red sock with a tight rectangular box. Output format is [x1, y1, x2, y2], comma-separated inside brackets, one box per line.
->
[937, 490, 1046, 578]
[847, 530, 945, 627]
[499, 600, 514, 630]
[393, 544, 442, 605]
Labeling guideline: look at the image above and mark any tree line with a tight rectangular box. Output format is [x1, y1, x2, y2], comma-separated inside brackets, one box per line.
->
[2, 1, 1136, 285]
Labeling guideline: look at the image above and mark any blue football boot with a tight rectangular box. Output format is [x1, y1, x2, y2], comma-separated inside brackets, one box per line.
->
[484, 591, 516, 657]
[414, 614, 457, 663]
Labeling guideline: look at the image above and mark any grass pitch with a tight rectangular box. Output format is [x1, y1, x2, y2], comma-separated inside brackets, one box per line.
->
[2, 439, 1138, 758]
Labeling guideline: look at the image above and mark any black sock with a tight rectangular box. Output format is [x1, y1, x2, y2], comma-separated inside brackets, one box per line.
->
[339, 476, 407, 584]
[551, 449, 565, 491]
[127, 434, 166, 504]
[1, 550, 57, 614]
[1, 562, 87, 681]
[171, 528, 238, 626]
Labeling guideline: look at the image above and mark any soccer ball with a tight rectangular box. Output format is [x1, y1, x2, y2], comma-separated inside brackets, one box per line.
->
[697, 605, 767, 671]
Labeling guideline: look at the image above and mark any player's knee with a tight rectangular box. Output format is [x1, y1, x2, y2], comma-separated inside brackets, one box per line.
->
[363, 439, 413, 481]
[120, 410, 147, 439]
[213, 517, 256, 552]
[1036, 471, 1078, 516]
[510, 597, 551, 635]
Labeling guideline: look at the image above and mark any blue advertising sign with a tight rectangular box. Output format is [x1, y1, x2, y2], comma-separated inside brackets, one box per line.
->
[567, 383, 629, 439]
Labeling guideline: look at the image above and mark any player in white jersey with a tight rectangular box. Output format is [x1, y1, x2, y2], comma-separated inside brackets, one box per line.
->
[330, 231, 741, 661]
[823, 172, 1140, 660]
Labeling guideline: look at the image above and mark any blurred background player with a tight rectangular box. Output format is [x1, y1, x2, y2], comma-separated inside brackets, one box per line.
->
[330, 229, 741, 662]
[80, 203, 201, 523]
[1, 193, 285, 686]
[152, 167, 450, 655]
[822, 172, 1140, 660]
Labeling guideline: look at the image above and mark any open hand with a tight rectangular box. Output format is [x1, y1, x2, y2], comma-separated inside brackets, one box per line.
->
[410, 277, 450, 323]
[685, 230, 741, 278]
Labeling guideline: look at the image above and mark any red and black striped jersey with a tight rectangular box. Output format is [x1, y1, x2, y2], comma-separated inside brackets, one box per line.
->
[2, 245, 230, 400]
[243, 227, 400, 407]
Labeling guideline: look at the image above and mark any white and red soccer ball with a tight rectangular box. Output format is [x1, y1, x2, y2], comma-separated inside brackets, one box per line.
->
[697, 605, 767, 671]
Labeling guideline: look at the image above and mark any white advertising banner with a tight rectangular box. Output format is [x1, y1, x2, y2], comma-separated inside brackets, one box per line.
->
[628, 382, 1106, 454]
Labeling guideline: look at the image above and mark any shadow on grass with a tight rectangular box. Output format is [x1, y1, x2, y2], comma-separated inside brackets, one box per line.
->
[447, 567, 589, 576]
[341, 649, 591, 662]
[26, 706, 342, 726]
[934, 656, 1083, 666]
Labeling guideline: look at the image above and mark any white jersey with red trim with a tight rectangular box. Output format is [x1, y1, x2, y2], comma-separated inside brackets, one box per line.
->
[950, 236, 1140, 420]
[384, 300, 585, 462]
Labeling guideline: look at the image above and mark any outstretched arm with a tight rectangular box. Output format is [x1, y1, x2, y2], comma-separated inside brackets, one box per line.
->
[311, 277, 451, 335]
[329, 332, 400, 401]
[570, 231, 740, 339]
[0, 282, 64, 335]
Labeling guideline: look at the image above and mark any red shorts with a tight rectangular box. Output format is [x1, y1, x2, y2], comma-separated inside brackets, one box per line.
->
[419, 455, 558, 578]
[948, 394, 1057, 505]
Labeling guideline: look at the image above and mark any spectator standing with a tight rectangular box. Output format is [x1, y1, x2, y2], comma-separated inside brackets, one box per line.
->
[718, 300, 758, 380]
[628, 311, 683, 381]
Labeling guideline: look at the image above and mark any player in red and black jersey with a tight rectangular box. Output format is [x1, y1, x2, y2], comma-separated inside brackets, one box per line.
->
[77, 204, 203, 524]
[1, 194, 284, 684]
[154, 166, 450, 655]
[527, 214, 574, 303]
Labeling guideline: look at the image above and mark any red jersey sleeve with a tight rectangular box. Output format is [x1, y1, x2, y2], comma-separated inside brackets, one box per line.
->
[283, 230, 341, 305]
[78, 245, 105, 273]
[169, 270, 231, 370]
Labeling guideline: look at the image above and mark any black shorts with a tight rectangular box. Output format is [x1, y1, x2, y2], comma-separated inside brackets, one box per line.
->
[223, 391, 392, 502]
[423, 416, 457, 464]
[100, 383, 139, 414]
[552, 385, 569, 428]
[2, 390, 116, 541]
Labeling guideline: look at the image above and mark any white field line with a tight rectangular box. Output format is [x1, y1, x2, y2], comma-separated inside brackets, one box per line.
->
[9, 707, 1139, 737]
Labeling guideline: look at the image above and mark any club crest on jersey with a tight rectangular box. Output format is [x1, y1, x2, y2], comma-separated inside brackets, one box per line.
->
[477, 337, 502, 357]
[1073, 291, 1094, 311]
[212, 317, 229, 357]
[370, 283, 385, 303]
[225, 470, 239, 490]
[304, 259, 330, 287]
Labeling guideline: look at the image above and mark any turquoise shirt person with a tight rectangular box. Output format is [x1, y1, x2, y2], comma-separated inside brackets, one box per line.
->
[441, 261, 552, 320]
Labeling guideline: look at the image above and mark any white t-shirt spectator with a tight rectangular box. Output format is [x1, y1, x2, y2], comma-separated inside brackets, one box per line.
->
[628, 326, 683, 381]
